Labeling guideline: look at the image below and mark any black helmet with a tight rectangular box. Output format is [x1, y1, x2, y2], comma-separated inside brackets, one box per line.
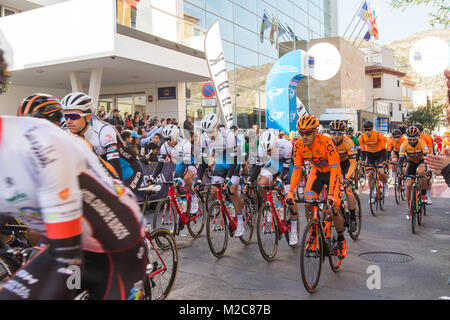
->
[362, 120, 373, 129]
[18, 94, 63, 125]
[0, 49, 10, 92]
[392, 129, 402, 137]
[398, 125, 406, 135]
[414, 123, 423, 132]
[347, 126, 354, 134]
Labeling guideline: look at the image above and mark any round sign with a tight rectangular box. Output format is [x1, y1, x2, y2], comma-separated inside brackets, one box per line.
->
[409, 36, 449, 77]
[202, 82, 216, 98]
[306, 43, 341, 81]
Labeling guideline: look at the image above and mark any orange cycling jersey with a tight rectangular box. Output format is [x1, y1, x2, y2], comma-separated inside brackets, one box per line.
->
[334, 135, 357, 162]
[290, 134, 341, 199]
[387, 136, 406, 153]
[359, 130, 387, 153]
[399, 138, 429, 163]
[420, 133, 433, 153]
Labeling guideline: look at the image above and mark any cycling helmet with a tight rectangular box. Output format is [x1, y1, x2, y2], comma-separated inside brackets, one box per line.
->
[201, 113, 220, 132]
[162, 124, 179, 140]
[0, 48, 9, 92]
[406, 126, 420, 137]
[398, 125, 406, 135]
[260, 129, 278, 152]
[297, 115, 319, 131]
[414, 123, 423, 132]
[61, 92, 95, 113]
[18, 93, 63, 124]
[392, 129, 402, 137]
[362, 120, 374, 129]
[329, 120, 346, 132]
[347, 126, 354, 135]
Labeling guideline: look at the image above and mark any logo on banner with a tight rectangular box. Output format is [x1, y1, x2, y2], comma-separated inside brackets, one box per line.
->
[413, 51, 422, 62]
[289, 111, 296, 122]
[268, 87, 284, 100]
[288, 88, 296, 99]
[268, 110, 284, 122]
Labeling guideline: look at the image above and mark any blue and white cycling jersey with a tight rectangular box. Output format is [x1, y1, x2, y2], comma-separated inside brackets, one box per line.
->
[159, 137, 195, 176]
[200, 128, 237, 173]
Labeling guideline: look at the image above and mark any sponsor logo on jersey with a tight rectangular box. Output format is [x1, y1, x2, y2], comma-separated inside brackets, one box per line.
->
[16, 270, 39, 285]
[5, 192, 28, 204]
[24, 126, 57, 169]
[5, 177, 14, 188]
[114, 183, 125, 196]
[3, 280, 30, 299]
[58, 188, 70, 201]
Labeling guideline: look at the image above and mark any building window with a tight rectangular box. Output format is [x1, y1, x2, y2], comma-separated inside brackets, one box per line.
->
[397, 80, 400, 87]
[398, 103, 401, 111]
[1, 6, 18, 17]
[389, 103, 393, 116]
[373, 77, 381, 88]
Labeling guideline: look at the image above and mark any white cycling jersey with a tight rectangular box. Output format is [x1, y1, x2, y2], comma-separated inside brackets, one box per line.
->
[159, 137, 193, 165]
[83, 119, 119, 160]
[257, 138, 293, 166]
[0, 116, 144, 253]
[200, 128, 237, 164]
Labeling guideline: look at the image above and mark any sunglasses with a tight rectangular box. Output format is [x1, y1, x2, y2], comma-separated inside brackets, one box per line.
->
[393, 136, 401, 139]
[364, 128, 373, 132]
[407, 137, 418, 141]
[331, 131, 344, 136]
[299, 130, 314, 137]
[64, 113, 90, 120]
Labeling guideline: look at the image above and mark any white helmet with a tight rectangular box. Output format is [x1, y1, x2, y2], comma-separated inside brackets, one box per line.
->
[162, 124, 179, 140]
[201, 113, 219, 132]
[260, 129, 278, 152]
[61, 92, 95, 113]
[293, 131, 300, 139]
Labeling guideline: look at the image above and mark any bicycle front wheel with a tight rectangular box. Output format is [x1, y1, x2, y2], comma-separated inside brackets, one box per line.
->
[328, 223, 342, 272]
[206, 202, 228, 258]
[256, 203, 279, 262]
[349, 193, 362, 240]
[378, 182, 385, 211]
[394, 176, 400, 205]
[239, 198, 254, 245]
[417, 194, 423, 226]
[145, 228, 178, 300]
[154, 197, 177, 235]
[369, 187, 378, 216]
[300, 219, 323, 293]
[410, 189, 417, 234]
[187, 195, 206, 238]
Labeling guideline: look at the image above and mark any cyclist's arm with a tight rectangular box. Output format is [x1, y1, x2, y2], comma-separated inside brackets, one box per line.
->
[398, 142, 407, 171]
[196, 134, 209, 182]
[326, 140, 341, 198]
[226, 132, 238, 179]
[289, 143, 303, 192]
[358, 135, 367, 162]
[100, 126, 123, 179]
[346, 145, 357, 180]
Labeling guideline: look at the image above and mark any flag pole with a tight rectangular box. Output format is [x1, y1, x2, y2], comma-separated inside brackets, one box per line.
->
[352, 20, 367, 46]
[342, 0, 366, 38]
[348, 18, 363, 42]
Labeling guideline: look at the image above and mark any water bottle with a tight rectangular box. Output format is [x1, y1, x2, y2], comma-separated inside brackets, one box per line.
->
[226, 201, 235, 217]
[144, 222, 152, 234]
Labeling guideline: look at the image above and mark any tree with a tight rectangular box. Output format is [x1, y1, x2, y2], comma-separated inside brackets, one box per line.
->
[391, 0, 449, 27]
[406, 101, 446, 131]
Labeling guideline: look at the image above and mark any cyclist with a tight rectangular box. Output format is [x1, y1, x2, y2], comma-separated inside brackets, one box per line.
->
[387, 129, 406, 182]
[444, 132, 450, 150]
[61, 92, 143, 191]
[287, 115, 346, 259]
[330, 120, 358, 232]
[0, 116, 146, 299]
[245, 129, 297, 245]
[195, 113, 244, 237]
[149, 124, 199, 214]
[398, 126, 430, 219]
[414, 123, 433, 204]
[358, 120, 389, 203]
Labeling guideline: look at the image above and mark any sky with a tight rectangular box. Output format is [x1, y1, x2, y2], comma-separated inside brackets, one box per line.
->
[337, 0, 439, 44]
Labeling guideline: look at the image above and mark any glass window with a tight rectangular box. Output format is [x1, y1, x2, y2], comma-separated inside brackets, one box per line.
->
[277, 0, 294, 19]
[296, 0, 308, 12]
[258, 34, 279, 60]
[308, 2, 322, 21]
[309, 16, 321, 35]
[206, 12, 234, 42]
[234, 25, 258, 51]
[295, 21, 309, 40]
[237, 0, 257, 14]
[257, 1, 277, 21]
[373, 77, 381, 89]
[235, 46, 258, 69]
[186, 81, 205, 101]
[234, 5, 258, 33]
[294, 6, 308, 28]
[222, 39, 235, 63]
[184, 0, 205, 8]
[206, 0, 233, 21]
[258, 53, 276, 69]
[235, 65, 259, 89]
[184, 2, 206, 28]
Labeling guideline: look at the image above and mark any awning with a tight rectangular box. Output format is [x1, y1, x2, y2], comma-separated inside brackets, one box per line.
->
[319, 114, 355, 122]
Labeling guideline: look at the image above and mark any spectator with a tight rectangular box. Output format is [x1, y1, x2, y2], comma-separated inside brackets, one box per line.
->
[107, 109, 123, 126]
[121, 130, 132, 146]
[279, 130, 286, 139]
[97, 106, 106, 121]
[252, 124, 260, 137]
[125, 114, 134, 130]
[130, 130, 141, 156]
[184, 116, 194, 135]
[115, 125, 123, 135]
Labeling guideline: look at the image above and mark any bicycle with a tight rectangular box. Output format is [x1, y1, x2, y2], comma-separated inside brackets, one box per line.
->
[394, 172, 406, 205]
[367, 164, 385, 216]
[0, 225, 178, 300]
[407, 172, 430, 234]
[296, 161, 311, 198]
[0, 224, 30, 285]
[153, 181, 207, 238]
[205, 182, 253, 258]
[297, 198, 342, 293]
[256, 184, 299, 262]
[356, 161, 367, 188]
[340, 181, 362, 240]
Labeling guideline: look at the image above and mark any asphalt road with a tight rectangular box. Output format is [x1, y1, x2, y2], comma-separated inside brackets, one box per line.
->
[146, 179, 450, 300]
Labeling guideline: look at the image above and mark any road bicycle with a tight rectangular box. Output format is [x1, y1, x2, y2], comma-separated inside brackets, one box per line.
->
[355, 161, 367, 188]
[297, 198, 343, 293]
[153, 181, 207, 238]
[367, 164, 385, 216]
[0, 225, 178, 300]
[256, 184, 299, 262]
[205, 182, 253, 258]
[407, 172, 430, 234]
[340, 181, 362, 240]
[394, 171, 406, 205]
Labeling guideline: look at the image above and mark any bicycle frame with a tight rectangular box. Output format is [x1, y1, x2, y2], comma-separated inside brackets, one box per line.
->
[214, 185, 238, 232]
[166, 185, 203, 226]
[264, 188, 290, 234]
[144, 231, 167, 279]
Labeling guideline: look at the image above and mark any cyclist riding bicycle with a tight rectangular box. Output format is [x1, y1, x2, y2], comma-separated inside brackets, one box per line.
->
[359, 120, 389, 203]
[387, 129, 407, 182]
[196, 113, 244, 237]
[149, 124, 199, 214]
[330, 120, 358, 233]
[287, 115, 347, 259]
[398, 126, 430, 219]
[61, 92, 143, 192]
[245, 129, 297, 245]
[414, 123, 433, 204]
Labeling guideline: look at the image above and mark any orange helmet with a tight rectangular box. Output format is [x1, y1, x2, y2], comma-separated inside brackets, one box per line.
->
[297, 115, 319, 131]
[406, 126, 420, 137]
[329, 120, 346, 132]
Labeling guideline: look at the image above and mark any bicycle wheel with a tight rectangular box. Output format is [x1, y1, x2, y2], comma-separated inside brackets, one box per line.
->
[358, 167, 367, 188]
[300, 219, 323, 293]
[394, 176, 400, 205]
[378, 181, 385, 211]
[417, 193, 423, 226]
[410, 189, 417, 234]
[349, 193, 362, 240]
[328, 223, 342, 272]
[154, 197, 178, 235]
[256, 203, 279, 262]
[0, 252, 19, 285]
[369, 187, 378, 216]
[206, 202, 228, 258]
[239, 198, 254, 245]
[187, 195, 206, 238]
[145, 228, 178, 300]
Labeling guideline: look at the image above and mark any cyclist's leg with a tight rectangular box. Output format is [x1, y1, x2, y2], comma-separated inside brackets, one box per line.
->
[417, 163, 427, 195]
[405, 161, 417, 204]
[257, 172, 271, 201]
[303, 168, 323, 221]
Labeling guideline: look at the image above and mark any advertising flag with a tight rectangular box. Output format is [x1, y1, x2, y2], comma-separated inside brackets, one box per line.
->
[260, 13, 271, 42]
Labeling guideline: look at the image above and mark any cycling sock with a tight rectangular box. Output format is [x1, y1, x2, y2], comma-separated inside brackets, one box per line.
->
[426, 189, 431, 197]
[236, 213, 243, 223]
[291, 219, 297, 232]
[349, 209, 356, 219]
[337, 234, 345, 242]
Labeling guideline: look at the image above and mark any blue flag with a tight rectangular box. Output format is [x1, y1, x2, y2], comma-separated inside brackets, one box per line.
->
[260, 13, 271, 42]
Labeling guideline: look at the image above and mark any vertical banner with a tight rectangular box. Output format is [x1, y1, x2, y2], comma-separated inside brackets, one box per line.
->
[266, 49, 307, 133]
[297, 96, 309, 118]
[204, 21, 233, 129]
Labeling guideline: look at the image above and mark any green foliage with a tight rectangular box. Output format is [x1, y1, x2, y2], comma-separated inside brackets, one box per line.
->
[406, 101, 446, 131]
[391, 0, 449, 27]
